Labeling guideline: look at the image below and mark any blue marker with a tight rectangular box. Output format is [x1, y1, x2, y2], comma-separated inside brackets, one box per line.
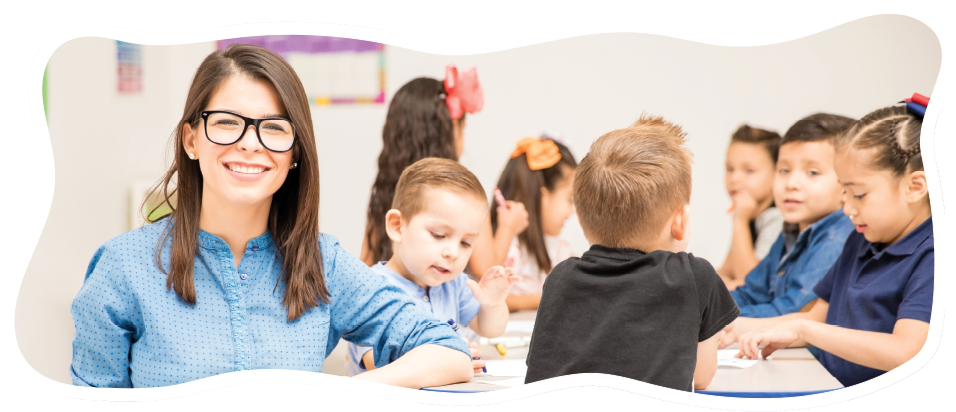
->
[448, 319, 486, 373]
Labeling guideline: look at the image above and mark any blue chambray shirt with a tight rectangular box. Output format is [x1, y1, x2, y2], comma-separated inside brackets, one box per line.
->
[69, 219, 470, 388]
[344, 262, 480, 376]
[730, 209, 854, 318]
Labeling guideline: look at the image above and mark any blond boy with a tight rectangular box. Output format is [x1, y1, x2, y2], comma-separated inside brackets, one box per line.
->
[345, 158, 520, 376]
[524, 115, 739, 391]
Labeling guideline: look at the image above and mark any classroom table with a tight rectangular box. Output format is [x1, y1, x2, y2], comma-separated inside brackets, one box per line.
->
[421, 310, 844, 397]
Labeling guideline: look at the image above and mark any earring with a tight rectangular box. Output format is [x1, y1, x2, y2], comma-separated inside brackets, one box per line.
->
[849, 215, 854, 220]
[187, 153, 196, 160]
[290, 162, 298, 170]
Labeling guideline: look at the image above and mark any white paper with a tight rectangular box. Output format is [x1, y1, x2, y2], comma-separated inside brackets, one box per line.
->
[484, 359, 528, 377]
[504, 320, 535, 334]
[717, 349, 760, 368]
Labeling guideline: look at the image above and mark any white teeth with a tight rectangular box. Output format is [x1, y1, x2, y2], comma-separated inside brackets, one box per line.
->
[227, 164, 264, 174]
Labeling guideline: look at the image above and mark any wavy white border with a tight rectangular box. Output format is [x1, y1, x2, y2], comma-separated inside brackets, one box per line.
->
[0, 0, 956, 410]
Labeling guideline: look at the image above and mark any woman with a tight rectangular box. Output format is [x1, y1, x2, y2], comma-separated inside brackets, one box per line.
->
[69, 44, 473, 389]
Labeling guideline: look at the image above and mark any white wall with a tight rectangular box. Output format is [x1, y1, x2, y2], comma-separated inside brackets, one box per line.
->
[17, 15, 941, 384]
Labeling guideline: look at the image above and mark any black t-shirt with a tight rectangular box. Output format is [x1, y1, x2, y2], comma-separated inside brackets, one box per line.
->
[524, 244, 740, 391]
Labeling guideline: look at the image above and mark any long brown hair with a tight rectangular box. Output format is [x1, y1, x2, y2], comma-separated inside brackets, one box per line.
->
[145, 44, 327, 321]
[365, 77, 459, 263]
[491, 138, 577, 273]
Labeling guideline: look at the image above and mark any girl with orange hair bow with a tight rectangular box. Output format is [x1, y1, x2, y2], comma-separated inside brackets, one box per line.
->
[469, 136, 578, 312]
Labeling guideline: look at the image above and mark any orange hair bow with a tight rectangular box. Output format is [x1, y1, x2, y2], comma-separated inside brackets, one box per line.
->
[511, 137, 562, 171]
[444, 65, 484, 120]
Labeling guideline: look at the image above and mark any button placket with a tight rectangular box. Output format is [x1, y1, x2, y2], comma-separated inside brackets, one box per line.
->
[219, 249, 250, 372]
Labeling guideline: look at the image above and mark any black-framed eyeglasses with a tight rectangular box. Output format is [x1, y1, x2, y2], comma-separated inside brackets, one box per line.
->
[200, 110, 296, 153]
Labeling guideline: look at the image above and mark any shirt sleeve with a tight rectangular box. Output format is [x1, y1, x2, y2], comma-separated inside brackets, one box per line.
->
[322, 236, 470, 369]
[754, 209, 784, 260]
[897, 248, 934, 323]
[69, 244, 137, 388]
[455, 274, 480, 325]
[737, 235, 845, 318]
[690, 256, 740, 342]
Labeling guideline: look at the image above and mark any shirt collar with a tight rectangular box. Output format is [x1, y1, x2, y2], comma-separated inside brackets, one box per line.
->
[585, 244, 648, 260]
[197, 229, 275, 252]
[794, 209, 848, 242]
[859, 216, 933, 258]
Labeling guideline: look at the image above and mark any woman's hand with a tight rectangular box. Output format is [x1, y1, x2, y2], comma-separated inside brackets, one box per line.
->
[468, 342, 486, 374]
[496, 201, 529, 235]
[467, 266, 522, 308]
[735, 319, 806, 360]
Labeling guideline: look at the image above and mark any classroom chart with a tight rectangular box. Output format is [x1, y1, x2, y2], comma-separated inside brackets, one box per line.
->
[421, 311, 844, 397]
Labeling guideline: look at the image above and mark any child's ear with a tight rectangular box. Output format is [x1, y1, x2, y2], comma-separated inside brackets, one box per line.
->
[671, 205, 692, 241]
[384, 210, 405, 243]
[904, 171, 929, 203]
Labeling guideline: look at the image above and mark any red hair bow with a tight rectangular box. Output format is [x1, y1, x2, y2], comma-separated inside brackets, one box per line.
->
[444, 65, 484, 120]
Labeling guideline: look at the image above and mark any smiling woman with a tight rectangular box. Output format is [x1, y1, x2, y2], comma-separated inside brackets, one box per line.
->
[68, 44, 475, 389]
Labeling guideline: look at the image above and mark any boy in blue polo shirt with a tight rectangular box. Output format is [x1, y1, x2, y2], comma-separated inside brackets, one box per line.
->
[345, 158, 521, 376]
[724, 103, 934, 387]
[730, 113, 855, 317]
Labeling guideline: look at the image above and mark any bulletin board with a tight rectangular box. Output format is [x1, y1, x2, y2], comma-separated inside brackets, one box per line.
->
[217, 35, 386, 105]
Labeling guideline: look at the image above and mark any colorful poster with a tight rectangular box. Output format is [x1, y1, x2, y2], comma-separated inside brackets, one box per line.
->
[218, 36, 386, 105]
[116, 41, 142, 93]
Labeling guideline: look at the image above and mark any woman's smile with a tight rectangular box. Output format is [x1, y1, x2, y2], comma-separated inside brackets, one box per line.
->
[222, 160, 272, 181]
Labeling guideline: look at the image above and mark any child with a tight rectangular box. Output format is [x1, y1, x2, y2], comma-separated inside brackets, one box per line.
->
[490, 137, 577, 312]
[730, 114, 856, 317]
[525, 115, 740, 392]
[717, 125, 785, 289]
[361, 67, 529, 267]
[723, 100, 933, 388]
[346, 158, 522, 376]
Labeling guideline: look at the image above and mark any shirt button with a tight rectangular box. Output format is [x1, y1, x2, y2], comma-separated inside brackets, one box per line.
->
[240, 273, 248, 280]
[423, 295, 429, 302]
[777, 270, 785, 276]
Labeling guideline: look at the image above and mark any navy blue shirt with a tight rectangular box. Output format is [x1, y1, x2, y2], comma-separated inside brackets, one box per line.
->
[813, 217, 934, 387]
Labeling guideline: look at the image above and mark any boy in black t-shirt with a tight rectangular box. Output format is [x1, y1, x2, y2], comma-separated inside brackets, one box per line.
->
[524, 114, 740, 391]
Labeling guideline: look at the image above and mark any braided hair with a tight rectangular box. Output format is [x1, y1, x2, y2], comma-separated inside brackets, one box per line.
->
[836, 105, 922, 176]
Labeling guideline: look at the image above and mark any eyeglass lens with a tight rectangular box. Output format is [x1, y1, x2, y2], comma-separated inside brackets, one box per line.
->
[205, 112, 294, 152]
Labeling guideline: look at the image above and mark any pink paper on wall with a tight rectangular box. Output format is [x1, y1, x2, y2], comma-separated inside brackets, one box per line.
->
[116, 41, 142, 93]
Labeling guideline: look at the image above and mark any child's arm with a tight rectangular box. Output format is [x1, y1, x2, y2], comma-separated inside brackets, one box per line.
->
[466, 266, 522, 337]
[724, 217, 761, 284]
[694, 332, 721, 390]
[353, 344, 473, 388]
[468, 202, 528, 279]
[737, 316, 929, 372]
[362, 350, 377, 371]
[505, 294, 541, 312]
[720, 298, 828, 348]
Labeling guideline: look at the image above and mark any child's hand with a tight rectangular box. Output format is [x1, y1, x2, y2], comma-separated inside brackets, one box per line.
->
[735, 320, 804, 360]
[468, 342, 486, 374]
[717, 321, 737, 349]
[496, 201, 530, 235]
[467, 266, 522, 308]
[730, 190, 758, 221]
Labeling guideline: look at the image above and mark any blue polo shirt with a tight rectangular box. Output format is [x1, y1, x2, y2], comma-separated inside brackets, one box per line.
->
[813, 217, 934, 387]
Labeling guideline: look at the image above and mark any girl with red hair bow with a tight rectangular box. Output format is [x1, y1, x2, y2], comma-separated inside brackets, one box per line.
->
[362, 66, 529, 268]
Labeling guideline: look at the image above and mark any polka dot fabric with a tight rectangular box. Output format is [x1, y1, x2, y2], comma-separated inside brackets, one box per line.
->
[69, 218, 470, 388]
